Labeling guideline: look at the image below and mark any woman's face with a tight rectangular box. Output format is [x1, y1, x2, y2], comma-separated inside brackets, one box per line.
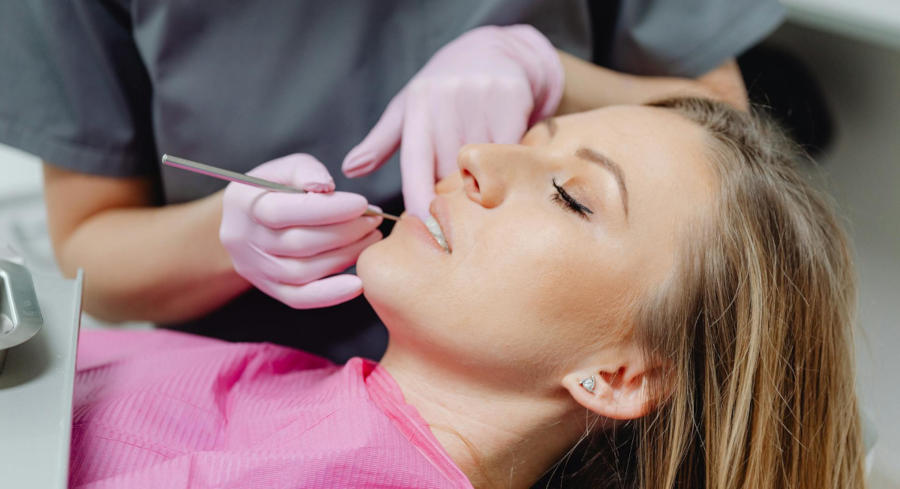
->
[358, 105, 716, 389]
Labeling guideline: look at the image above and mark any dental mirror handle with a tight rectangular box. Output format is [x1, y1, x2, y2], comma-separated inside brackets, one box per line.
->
[161, 154, 399, 221]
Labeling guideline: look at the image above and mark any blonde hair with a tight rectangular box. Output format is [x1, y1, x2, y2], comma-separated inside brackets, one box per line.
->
[551, 98, 865, 489]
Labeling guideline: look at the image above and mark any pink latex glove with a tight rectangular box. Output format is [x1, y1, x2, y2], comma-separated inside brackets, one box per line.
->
[342, 24, 564, 219]
[220, 154, 383, 308]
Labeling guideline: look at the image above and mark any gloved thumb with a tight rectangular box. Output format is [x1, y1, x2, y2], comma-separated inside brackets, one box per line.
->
[248, 153, 335, 193]
[342, 94, 405, 178]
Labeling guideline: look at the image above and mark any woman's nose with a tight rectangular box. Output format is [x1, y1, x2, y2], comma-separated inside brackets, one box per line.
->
[457, 143, 517, 208]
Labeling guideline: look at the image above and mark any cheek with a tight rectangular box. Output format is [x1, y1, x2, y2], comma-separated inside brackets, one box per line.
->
[454, 216, 633, 348]
[530, 256, 635, 345]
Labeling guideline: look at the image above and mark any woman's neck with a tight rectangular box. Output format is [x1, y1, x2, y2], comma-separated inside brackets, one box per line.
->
[379, 344, 587, 489]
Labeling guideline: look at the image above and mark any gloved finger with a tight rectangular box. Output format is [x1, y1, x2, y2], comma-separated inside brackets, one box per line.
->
[400, 91, 437, 221]
[256, 229, 383, 285]
[342, 94, 405, 178]
[251, 190, 369, 229]
[246, 153, 335, 192]
[432, 89, 465, 181]
[260, 274, 365, 309]
[489, 112, 528, 145]
[461, 91, 491, 151]
[252, 215, 383, 258]
[487, 82, 532, 144]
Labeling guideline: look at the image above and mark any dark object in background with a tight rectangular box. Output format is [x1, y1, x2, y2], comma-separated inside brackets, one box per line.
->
[586, 0, 833, 159]
[738, 45, 835, 158]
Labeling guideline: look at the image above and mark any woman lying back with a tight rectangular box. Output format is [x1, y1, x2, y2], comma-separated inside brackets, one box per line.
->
[69, 97, 864, 489]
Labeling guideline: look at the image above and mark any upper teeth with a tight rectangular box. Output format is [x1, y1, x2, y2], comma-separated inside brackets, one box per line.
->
[424, 214, 449, 252]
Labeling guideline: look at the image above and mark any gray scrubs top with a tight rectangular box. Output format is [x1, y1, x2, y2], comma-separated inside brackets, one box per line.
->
[0, 0, 783, 362]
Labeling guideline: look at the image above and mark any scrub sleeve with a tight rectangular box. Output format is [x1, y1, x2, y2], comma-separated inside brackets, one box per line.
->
[606, 0, 786, 77]
[0, 0, 783, 362]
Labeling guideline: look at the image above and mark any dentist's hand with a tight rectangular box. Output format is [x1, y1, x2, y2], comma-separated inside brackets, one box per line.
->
[220, 154, 383, 308]
[342, 24, 564, 219]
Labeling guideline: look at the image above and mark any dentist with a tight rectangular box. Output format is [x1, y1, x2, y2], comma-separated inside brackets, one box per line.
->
[0, 1, 784, 361]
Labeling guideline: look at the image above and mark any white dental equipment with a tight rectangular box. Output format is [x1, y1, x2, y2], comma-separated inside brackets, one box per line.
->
[0, 259, 43, 374]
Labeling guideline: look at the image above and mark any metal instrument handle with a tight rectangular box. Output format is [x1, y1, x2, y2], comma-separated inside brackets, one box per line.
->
[162, 154, 399, 221]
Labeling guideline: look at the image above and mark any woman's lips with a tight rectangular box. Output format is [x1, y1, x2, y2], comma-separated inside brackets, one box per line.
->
[395, 198, 454, 255]
[400, 213, 450, 254]
[429, 197, 453, 253]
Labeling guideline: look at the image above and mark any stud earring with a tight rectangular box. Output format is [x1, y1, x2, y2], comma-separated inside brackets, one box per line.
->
[579, 375, 596, 394]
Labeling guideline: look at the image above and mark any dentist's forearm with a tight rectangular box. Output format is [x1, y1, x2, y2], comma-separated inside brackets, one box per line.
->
[45, 175, 250, 323]
[556, 51, 749, 113]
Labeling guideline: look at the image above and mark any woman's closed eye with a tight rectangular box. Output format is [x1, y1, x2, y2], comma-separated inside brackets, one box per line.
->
[551, 178, 593, 220]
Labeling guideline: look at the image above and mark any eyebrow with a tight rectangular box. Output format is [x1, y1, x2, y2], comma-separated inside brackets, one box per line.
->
[538, 118, 629, 219]
[575, 147, 629, 218]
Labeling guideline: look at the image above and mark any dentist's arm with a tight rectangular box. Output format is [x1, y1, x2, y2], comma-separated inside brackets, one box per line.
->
[44, 154, 381, 323]
[556, 51, 749, 114]
[43, 162, 248, 323]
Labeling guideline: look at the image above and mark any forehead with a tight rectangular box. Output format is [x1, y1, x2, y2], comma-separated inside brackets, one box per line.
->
[529, 105, 705, 155]
[528, 105, 717, 207]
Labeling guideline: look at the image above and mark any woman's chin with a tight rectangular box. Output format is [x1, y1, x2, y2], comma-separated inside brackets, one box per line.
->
[358, 244, 405, 337]
[358, 236, 409, 311]
[358, 220, 431, 298]
[358, 233, 438, 337]
[357, 239, 387, 297]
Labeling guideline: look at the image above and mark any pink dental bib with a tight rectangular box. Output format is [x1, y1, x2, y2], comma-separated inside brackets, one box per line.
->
[69, 329, 473, 489]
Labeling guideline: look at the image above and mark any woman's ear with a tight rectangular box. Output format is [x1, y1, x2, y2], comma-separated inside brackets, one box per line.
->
[562, 356, 668, 420]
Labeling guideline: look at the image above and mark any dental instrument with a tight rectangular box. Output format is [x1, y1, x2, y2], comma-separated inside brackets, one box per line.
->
[161, 154, 399, 221]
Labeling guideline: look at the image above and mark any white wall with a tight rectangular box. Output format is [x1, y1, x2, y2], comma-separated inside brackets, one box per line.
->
[0, 144, 41, 197]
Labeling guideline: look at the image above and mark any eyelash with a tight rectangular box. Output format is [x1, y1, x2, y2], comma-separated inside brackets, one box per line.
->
[551, 178, 593, 219]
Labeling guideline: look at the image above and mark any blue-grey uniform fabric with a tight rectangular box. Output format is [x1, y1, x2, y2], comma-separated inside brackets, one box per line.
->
[0, 0, 783, 362]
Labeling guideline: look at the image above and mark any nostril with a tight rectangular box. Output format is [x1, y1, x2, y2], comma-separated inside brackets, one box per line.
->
[461, 168, 480, 196]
